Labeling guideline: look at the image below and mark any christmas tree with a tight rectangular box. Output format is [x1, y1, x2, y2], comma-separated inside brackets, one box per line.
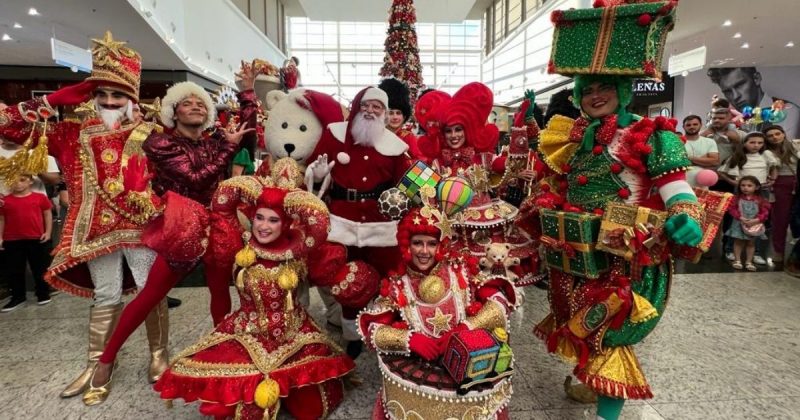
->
[379, 0, 424, 111]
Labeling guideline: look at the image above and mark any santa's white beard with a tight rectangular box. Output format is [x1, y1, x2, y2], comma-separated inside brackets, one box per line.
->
[96, 101, 134, 130]
[351, 112, 385, 147]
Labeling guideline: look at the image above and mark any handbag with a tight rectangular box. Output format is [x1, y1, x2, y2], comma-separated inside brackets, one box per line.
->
[739, 200, 765, 237]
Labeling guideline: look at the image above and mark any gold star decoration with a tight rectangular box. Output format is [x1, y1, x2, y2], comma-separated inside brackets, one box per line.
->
[468, 165, 489, 193]
[435, 217, 453, 240]
[140, 97, 162, 122]
[425, 308, 454, 337]
[74, 100, 97, 118]
[412, 216, 422, 225]
[91, 31, 127, 59]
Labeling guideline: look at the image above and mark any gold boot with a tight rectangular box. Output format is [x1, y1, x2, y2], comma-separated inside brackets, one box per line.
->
[564, 375, 598, 403]
[144, 298, 170, 383]
[60, 303, 123, 398]
[83, 364, 115, 406]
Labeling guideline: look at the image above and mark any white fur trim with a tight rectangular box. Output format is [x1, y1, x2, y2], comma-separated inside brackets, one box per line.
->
[337, 152, 351, 165]
[658, 179, 695, 203]
[328, 122, 408, 156]
[328, 214, 399, 247]
[159, 81, 217, 130]
[361, 87, 388, 109]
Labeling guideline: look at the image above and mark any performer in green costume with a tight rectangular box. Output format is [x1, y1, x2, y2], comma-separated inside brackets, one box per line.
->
[529, 1, 712, 419]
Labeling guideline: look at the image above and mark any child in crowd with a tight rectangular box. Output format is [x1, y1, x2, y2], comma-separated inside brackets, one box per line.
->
[0, 174, 53, 312]
[719, 132, 779, 265]
[727, 176, 771, 271]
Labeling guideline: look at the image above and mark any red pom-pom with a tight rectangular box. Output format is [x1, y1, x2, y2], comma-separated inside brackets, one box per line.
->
[577, 175, 589, 185]
[618, 188, 631, 199]
[593, 0, 606, 8]
[593, 208, 605, 216]
[643, 61, 656, 76]
[635, 143, 653, 154]
[592, 145, 603, 155]
[466, 302, 483, 316]
[637, 14, 652, 26]
[631, 132, 648, 144]
[561, 163, 572, 173]
[550, 11, 563, 24]
[610, 163, 623, 174]
[379, 279, 392, 297]
[547, 60, 556, 73]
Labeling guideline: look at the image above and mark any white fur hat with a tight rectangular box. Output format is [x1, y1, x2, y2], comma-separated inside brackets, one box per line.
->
[360, 86, 389, 110]
[160, 81, 217, 130]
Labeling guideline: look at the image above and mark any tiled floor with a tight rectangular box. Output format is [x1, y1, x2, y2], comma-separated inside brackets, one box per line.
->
[1, 270, 799, 419]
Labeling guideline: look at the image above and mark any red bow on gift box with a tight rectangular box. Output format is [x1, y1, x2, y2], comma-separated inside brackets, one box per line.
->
[541, 235, 577, 259]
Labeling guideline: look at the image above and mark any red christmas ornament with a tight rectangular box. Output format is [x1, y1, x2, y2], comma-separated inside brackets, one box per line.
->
[592, 145, 603, 155]
[561, 163, 572, 173]
[618, 188, 630, 199]
[593, 208, 605, 216]
[577, 175, 589, 185]
[637, 14, 652, 26]
[610, 163, 623, 174]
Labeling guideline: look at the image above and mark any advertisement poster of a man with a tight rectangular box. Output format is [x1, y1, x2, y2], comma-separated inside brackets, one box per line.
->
[708, 66, 800, 138]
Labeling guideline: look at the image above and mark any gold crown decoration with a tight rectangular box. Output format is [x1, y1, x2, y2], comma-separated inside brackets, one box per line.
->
[86, 31, 142, 102]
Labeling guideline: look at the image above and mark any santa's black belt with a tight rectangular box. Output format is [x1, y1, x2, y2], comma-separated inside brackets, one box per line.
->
[329, 182, 391, 202]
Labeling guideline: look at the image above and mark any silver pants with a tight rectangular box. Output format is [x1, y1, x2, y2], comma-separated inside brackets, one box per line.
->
[87, 247, 156, 306]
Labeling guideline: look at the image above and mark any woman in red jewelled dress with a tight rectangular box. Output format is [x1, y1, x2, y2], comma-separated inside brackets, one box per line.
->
[357, 208, 519, 420]
[154, 176, 354, 420]
[415, 83, 542, 286]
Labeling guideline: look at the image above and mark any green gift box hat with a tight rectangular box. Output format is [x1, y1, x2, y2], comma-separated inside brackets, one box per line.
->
[548, 0, 678, 79]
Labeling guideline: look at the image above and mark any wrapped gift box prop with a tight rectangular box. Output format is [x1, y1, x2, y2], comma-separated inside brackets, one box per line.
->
[540, 209, 609, 279]
[597, 203, 668, 278]
[674, 188, 733, 263]
[548, 1, 677, 79]
[398, 160, 442, 204]
[443, 328, 513, 391]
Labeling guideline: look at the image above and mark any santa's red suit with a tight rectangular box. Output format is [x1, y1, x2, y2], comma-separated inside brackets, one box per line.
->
[307, 86, 411, 346]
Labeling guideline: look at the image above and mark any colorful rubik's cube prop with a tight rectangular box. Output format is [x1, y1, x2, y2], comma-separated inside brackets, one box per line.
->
[398, 160, 442, 204]
[443, 328, 511, 386]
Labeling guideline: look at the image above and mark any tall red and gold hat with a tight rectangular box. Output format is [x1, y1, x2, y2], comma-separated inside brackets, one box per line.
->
[86, 31, 142, 102]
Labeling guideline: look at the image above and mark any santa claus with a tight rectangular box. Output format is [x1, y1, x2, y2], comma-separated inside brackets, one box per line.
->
[306, 86, 411, 357]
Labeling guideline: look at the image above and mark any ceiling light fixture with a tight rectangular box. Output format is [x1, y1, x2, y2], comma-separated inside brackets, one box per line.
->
[722, 20, 732, 26]
[13, 23, 22, 29]
[732, 32, 741, 38]
[787, 41, 795, 48]
[740, 42, 749, 49]
[28, 7, 40, 16]
[2, 34, 12, 41]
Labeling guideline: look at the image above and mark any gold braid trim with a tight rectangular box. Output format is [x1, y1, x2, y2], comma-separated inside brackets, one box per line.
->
[667, 199, 704, 225]
[465, 299, 507, 331]
[372, 325, 410, 354]
[125, 190, 162, 221]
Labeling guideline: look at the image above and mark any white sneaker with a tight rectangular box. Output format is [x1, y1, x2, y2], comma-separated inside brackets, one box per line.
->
[725, 252, 736, 261]
[753, 256, 767, 265]
[766, 257, 775, 267]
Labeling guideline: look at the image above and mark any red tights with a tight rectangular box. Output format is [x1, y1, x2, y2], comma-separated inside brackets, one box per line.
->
[98, 256, 184, 364]
[98, 256, 233, 364]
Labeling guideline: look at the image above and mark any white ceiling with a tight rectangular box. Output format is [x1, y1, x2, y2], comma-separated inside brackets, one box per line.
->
[0, 0, 184, 70]
[296, 0, 483, 23]
[667, 0, 800, 67]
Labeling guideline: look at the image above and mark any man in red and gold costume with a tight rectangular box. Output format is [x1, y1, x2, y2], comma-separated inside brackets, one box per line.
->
[0, 31, 165, 400]
[84, 69, 259, 405]
[378, 78, 420, 159]
[306, 86, 411, 358]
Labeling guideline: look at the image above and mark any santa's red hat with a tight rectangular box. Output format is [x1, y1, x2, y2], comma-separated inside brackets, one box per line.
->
[294, 89, 345, 131]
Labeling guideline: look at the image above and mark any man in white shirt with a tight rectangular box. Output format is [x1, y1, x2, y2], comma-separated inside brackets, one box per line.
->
[683, 115, 719, 187]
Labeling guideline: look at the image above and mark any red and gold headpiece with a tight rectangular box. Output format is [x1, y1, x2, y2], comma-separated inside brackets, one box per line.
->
[86, 31, 142, 102]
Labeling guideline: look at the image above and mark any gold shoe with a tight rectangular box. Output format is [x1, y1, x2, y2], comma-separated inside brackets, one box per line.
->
[564, 375, 597, 403]
[144, 298, 170, 383]
[61, 303, 123, 398]
[82, 366, 114, 406]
